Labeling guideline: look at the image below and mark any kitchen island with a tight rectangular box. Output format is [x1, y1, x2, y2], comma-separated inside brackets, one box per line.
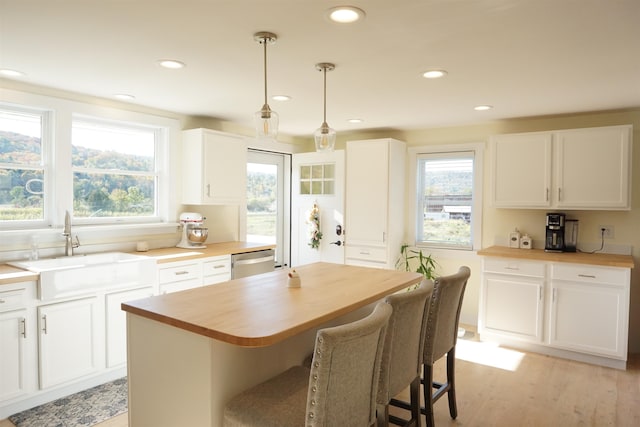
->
[122, 262, 423, 427]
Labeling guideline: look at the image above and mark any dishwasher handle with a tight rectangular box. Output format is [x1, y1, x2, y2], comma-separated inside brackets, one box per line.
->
[233, 255, 274, 266]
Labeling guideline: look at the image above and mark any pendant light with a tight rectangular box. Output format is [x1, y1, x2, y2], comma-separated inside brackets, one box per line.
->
[314, 62, 336, 152]
[254, 32, 278, 139]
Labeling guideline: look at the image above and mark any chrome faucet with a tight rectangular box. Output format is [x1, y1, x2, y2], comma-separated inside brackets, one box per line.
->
[63, 210, 80, 256]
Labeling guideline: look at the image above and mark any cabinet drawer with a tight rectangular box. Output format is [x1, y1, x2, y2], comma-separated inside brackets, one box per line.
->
[0, 288, 27, 312]
[203, 257, 231, 277]
[551, 264, 629, 286]
[345, 246, 387, 263]
[158, 262, 201, 284]
[483, 258, 545, 278]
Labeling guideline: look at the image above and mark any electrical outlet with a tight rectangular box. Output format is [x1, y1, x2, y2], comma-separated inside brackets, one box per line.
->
[598, 225, 615, 239]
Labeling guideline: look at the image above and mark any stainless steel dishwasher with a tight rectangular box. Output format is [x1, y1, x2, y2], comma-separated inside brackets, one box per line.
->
[231, 249, 275, 279]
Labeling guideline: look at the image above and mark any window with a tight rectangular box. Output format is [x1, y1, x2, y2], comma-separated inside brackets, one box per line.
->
[1, 93, 174, 232]
[72, 117, 158, 221]
[299, 163, 335, 195]
[0, 107, 48, 224]
[411, 145, 483, 250]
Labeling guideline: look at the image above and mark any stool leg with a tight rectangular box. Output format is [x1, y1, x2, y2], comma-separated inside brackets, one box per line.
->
[422, 364, 435, 427]
[446, 348, 457, 419]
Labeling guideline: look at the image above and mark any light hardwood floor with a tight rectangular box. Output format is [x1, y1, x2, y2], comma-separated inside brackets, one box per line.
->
[2, 332, 639, 426]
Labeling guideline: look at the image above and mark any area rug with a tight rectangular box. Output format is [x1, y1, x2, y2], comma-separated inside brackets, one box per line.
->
[9, 377, 127, 427]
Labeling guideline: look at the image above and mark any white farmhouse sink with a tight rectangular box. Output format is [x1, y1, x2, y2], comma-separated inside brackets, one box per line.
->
[8, 252, 157, 301]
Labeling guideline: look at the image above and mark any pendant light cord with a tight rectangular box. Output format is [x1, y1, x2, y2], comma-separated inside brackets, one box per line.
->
[322, 67, 327, 122]
[262, 39, 268, 105]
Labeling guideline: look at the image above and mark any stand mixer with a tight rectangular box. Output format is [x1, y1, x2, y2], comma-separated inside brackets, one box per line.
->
[176, 212, 208, 249]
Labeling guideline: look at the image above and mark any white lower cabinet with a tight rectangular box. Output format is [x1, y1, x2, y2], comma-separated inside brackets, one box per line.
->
[105, 286, 154, 368]
[479, 257, 630, 367]
[158, 259, 202, 294]
[202, 255, 231, 285]
[480, 258, 544, 343]
[38, 297, 101, 389]
[549, 264, 629, 359]
[0, 284, 34, 402]
[0, 308, 28, 401]
[158, 255, 232, 293]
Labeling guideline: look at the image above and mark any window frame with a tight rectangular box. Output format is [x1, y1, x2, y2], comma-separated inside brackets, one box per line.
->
[71, 114, 163, 225]
[0, 103, 52, 229]
[0, 89, 178, 232]
[408, 143, 484, 251]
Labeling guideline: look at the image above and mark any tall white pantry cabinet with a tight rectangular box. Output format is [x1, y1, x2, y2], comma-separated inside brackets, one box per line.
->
[344, 138, 406, 269]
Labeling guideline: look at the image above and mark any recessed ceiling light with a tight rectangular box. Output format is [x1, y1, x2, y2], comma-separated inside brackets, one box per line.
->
[0, 68, 25, 77]
[114, 94, 136, 101]
[327, 6, 366, 23]
[422, 70, 447, 79]
[158, 59, 185, 69]
[347, 118, 363, 124]
[474, 105, 493, 111]
[272, 95, 291, 102]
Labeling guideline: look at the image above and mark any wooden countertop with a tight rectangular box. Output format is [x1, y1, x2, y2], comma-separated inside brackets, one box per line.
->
[0, 241, 275, 286]
[478, 245, 635, 269]
[0, 264, 39, 285]
[139, 241, 276, 264]
[122, 262, 423, 348]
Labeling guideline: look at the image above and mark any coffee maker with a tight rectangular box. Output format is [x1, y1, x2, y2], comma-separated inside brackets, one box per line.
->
[544, 213, 565, 252]
[545, 213, 565, 252]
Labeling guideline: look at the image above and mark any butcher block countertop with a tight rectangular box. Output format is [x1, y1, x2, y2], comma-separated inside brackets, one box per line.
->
[140, 241, 276, 264]
[122, 262, 423, 348]
[0, 264, 39, 285]
[0, 241, 275, 286]
[478, 245, 635, 269]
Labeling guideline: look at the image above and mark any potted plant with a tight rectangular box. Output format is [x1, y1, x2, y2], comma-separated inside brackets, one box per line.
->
[396, 244, 438, 282]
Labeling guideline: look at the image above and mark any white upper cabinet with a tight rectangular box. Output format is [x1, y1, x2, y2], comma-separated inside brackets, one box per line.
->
[554, 126, 631, 209]
[490, 125, 632, 210]
[491, 132, 553, 208]
[182, 129, 247, 205]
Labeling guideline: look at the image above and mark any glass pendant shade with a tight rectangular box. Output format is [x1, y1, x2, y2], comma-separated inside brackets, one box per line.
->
[255, 104, 279, 139]
[254, 32, 278, 139]
[314, 122, 336, 152]
[314, 63, 336, 152]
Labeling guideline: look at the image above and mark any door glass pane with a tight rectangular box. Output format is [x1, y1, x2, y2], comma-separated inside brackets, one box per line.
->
[246, 162, 277, 245]
[247, 150, 290, 268]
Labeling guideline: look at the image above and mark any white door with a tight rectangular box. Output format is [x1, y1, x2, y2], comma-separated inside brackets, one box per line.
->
[246, 150, 291, 268]
[291, 150, 345, 266]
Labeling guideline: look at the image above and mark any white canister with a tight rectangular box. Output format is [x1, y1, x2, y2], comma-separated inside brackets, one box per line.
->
[509, 229, 521, 248]
[520, 234, 532, 249]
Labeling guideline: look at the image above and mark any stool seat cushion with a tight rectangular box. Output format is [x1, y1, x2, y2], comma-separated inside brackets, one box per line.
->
[223, 365, 310, 427]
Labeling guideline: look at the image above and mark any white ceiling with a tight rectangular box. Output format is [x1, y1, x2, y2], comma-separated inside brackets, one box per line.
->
[2, 0, 639, 137]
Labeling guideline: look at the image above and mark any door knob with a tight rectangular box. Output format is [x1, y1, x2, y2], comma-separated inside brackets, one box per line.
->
[330, 240, 342, 246]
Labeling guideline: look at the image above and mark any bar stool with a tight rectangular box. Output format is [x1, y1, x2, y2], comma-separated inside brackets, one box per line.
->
[376, 280, 433, 427]
[391, 266, 471, 427]
[223, 301, 393, 427]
